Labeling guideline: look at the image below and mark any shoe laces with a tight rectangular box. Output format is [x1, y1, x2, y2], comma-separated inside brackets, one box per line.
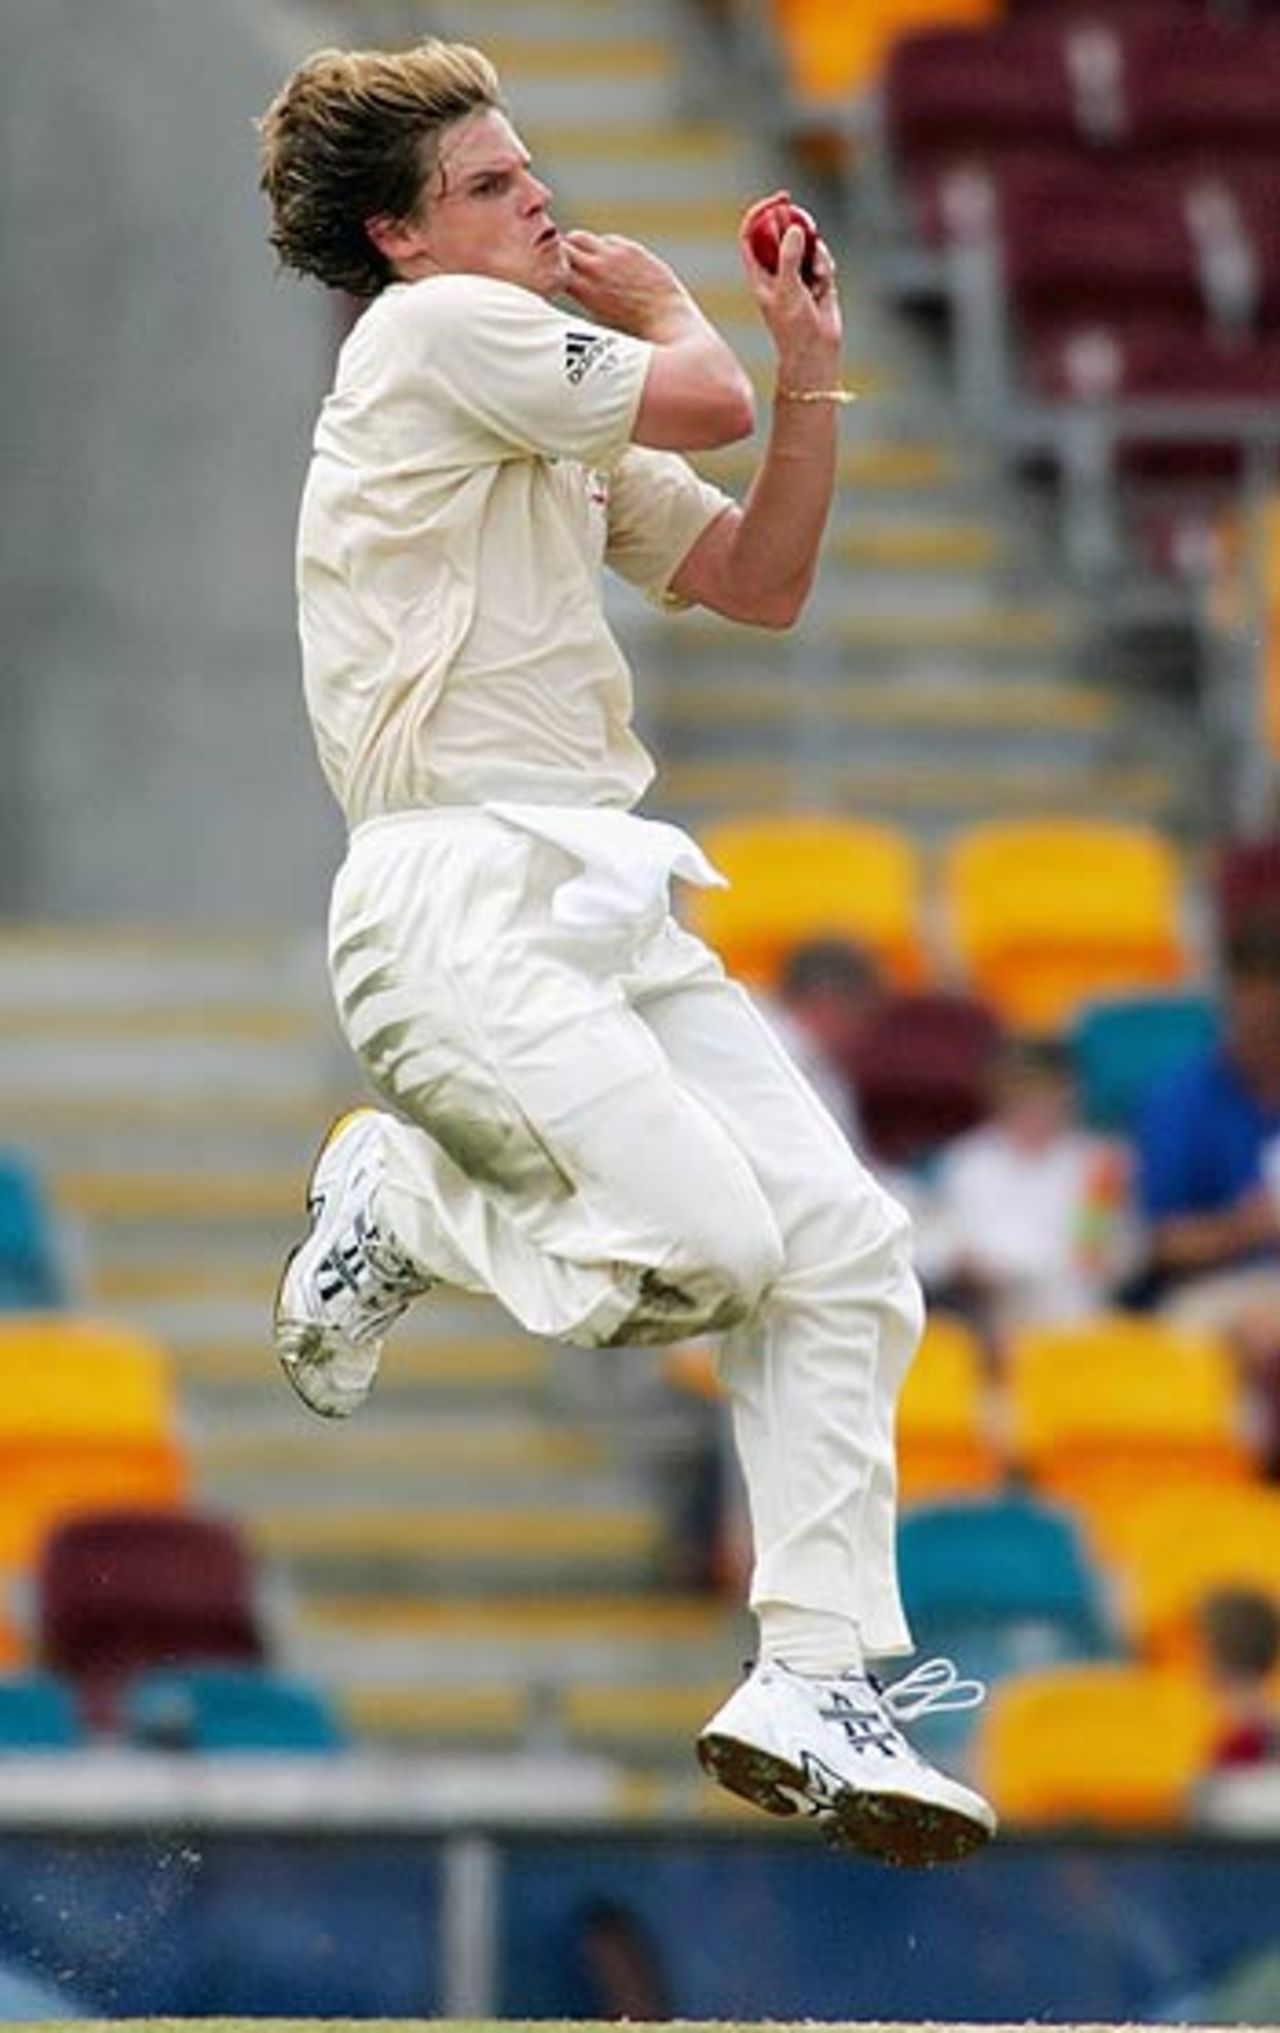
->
[872, 1656, 986, 1723]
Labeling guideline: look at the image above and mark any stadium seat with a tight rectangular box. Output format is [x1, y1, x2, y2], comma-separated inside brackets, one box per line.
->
[1002, 171, 1206, 342]
[687, 813, 927, 988]
[897, 1495, 1115, 1753]
[941, 819, 1188, 1032]
[38, 1507, 265, 1730]
[775, 0, 999, 105]
[1109, 1484, 1280, 1664]
[0, 1673, 84, 1751]
[885, 26, 1081, 182]
[976, 1662, 1216, 1825]
[0, 1153, 66, 1311]
[896, 1312, 1004, 1502]
[1072, 991, 1217, 1131]
[124, 1665, 347, 1754]
[1124, 18, 1280, 154]
[1216, 833, 1280, 938]
[1005, 1314, 1251, 1539]
[854, 990, 1001, 1165]
[0, 1315, 187, 1564]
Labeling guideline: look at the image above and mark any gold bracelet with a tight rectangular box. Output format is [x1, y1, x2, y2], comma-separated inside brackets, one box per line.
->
[775, 384, 859, 404]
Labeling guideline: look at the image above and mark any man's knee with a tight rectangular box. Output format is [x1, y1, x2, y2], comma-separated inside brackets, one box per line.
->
[610, 1211, 784, 1344]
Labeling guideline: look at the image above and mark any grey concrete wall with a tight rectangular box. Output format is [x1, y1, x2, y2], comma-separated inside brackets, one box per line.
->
[1, 0, 345, 922]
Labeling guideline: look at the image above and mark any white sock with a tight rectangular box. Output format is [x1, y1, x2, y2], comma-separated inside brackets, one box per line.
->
[756, 1602, 864, 1678]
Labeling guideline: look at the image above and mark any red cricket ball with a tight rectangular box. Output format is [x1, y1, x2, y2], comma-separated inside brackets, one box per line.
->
[748, 200, 820, 285]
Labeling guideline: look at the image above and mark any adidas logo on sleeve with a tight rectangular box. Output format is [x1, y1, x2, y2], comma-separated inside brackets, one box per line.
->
[564, 328, 620, 385]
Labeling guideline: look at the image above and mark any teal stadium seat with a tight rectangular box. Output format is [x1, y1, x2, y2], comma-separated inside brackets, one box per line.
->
[1073, 992, 1216, 1132]
[898, 1496, 1117, 1756]
[124, 1665, 347, 1754]
[0, 1154, 66, 1310]
[0, 1673, 84, 1750]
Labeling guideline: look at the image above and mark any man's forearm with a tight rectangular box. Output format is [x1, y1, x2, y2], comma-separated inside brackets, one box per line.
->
[726, 385, 839, 624]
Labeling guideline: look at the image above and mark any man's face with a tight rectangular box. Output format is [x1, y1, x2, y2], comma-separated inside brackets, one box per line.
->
[392, 109, 570, 295]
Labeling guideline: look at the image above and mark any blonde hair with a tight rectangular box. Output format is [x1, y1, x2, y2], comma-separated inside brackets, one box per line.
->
[257, 40, 503, 297]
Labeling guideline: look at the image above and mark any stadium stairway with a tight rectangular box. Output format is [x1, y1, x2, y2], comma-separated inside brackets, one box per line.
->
[276, 0, 1205, 838]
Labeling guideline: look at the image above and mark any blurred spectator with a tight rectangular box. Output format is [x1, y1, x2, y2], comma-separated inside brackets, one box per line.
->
[762, 936, 882, 1141]
[1136, 918, 1280, 1461]
[1197, 1587, 1280, 1772]
[927, 1039, 1136, 1353]
[0, 1152, 68, 1311]
[569, 1897, 672, 2020]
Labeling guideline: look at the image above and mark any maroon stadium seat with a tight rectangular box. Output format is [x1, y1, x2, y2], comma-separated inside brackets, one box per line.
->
[1001, 172, 1205, 337]
[38, 1506, 265, 1730]
[853, 992, 1003, 1168]
[1216, 836, 1280, 937]
[1123, 20, 1280, 153]
[885, 27, 1081, 181]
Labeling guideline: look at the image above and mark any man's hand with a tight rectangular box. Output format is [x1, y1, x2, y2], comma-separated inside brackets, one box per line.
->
[740, 189, 842, 392]
[563, 230, 700, 344]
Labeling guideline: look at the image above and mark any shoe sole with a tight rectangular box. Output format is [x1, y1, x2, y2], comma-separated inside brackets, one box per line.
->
[697, 1731, 993, 1868]
[273, 1110, 376, 1422]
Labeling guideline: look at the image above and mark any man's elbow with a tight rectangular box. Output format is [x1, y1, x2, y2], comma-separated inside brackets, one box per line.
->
[704, 369, 755, 448]
[741, 573, 811, 630]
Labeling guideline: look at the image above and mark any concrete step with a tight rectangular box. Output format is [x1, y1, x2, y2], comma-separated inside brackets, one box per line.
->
[169, 1329, 558, 1407]
[0, 927, 327, 1008]
[196, 1410, 608, 1484]
[340, 1682, 532, 1748]
[649, 755, 1186, 830]
[526, 121, 749, 203]
[250, 1498, 664, 1588]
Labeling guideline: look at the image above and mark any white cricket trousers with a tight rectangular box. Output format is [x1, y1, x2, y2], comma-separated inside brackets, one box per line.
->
[328, 808, 920, 1656]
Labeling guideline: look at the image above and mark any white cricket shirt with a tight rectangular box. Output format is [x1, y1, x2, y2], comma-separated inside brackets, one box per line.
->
[297, 273, 734, 825]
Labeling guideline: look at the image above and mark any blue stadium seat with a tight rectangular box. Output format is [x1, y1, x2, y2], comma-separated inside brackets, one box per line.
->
[0, 1673, 84, 1750]
[897, 1496, 1117, 1757]
[124, 1666, 347, 1754]
[1073, 992, 1216, 1132]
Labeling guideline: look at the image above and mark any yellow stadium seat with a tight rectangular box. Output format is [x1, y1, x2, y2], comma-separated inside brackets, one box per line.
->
[773, 0, 999, 104]
[897, 1312, 1004, 1501]
[1006, 1315, 1251, 1536]
[687, 813, 926, 988]
[942, 819, 1188, 1032]
[0, 1315, 187, 1566]
[0, 1314, 177, 1447]
[977, 1663, 1216, 1826]
[1111, 1484, 1280, 1664]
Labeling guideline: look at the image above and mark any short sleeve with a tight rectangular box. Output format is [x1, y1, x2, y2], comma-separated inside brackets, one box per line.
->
[390, 275, 651, 467]
[604, 445, 734, 606]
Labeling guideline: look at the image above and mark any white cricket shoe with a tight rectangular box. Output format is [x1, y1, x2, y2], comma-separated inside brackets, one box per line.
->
[273, 1109, 432, 1419]
[698, 1655, 996, 1867]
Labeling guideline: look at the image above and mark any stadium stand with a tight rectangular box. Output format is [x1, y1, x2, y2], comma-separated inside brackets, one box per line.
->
[895, 1311, 1003, 1502]
[123, 1664, 347, 1754]
[1005, 1314, 1253, 1546]
[38, 1507, 266, 1730]
[0, 1153, 67, 1311]
[1072, 989, 1218, 1132]
[853, 989, 1002, 1164]
[0, 1673, 84, 1752]
[977, 1661, 1217, 1825]
[0, 1314, 187, 1566]
[898, 1494, 1116, 1755]
[940, 818, 1190, 1032]
[688, 813, 927, 987]
[1108, 1484, 1280, 1664]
